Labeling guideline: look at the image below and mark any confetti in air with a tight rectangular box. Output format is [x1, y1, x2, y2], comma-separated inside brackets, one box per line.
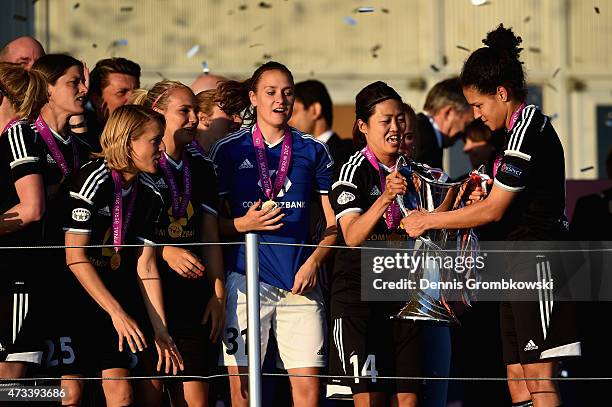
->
[442, 55, 448, 66]
[381, 8, 389, 13]
[456, 45, 470, 52]
[201, 61, 210, 74]
[552, 67, 561, 78]
[73, 2, 80, 9]
[92, 43, 97, 48]
[253, 24, 265, 32]
[258, 2, 272, 8]
[430, 64, 440, 72]
[249, 43, 264, 48]
[580, 166, 594, 172]
[523, 16, 531, 23]
[355, 7, 375, 13]
[120, 7, 133, 12]
[238, 4, 248, 11]
[343, 16, 357, 25]
[545, 83, 558, 92]
[186, 45, 201, 59]
[263, 54, 272, 60]
[550, 112, 559, 121]
[528, 47, 541, 53]
[594, 6, 600, 14]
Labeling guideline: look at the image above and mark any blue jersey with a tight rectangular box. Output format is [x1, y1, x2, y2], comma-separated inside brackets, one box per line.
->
[210, 126, 333, 290]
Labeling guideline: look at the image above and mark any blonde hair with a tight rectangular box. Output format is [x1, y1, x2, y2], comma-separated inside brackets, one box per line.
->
[130, 80, 192, 112]
[0, 62, 47, 121]
[94, 105, 165, 172]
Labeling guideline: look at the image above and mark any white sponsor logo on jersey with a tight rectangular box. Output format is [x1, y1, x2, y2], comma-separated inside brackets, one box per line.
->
[337, 191, 356, 205]
[155, 178, 167, 188]
[239, 159, 254, 170]
[524, 339, 538, 351]
[72, 208, 91, 222]
[370, 186, 381, 196]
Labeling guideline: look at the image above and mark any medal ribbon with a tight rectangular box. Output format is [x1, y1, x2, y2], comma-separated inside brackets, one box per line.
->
[111, 170, 139, 255]
[159, 151, 192, 219]
[35, 115, 79, 176]
[252, 124, 292, 201]
[361, 146, 401, 229]
[2, 117, 20, 134]
[494, 103, 526, 177]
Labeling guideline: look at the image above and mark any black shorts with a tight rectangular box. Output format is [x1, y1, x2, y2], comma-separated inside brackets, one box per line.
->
[500, 251, 581, 365]
[0, 281, 43, 364]
[328, 315, 422, 396]
[167, 322, 217, 379]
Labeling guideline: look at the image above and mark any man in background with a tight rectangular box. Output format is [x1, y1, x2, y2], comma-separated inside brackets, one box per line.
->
[414, 77, 473, 170]
[289, 79, 353, 167]
[0, 36, 45, 69]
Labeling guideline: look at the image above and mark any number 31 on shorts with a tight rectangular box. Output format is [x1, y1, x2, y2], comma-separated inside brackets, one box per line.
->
[350, 354, 378, 383]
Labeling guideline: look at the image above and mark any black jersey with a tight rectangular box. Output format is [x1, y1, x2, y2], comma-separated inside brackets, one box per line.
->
[152, 145, 219, 329]
[63, 159, 163, 309]
[493, 105, 567, 240]
[153, 145, 219, 244]
[0, 122, 44, 281]
[330, 151, 410, 317]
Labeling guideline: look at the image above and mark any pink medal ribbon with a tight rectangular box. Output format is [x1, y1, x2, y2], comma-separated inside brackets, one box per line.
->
[111, 170, 138, 257]
[159, 151, 192, 219]
[35, 115, 79, 176]
[252, 124, 292, 201]
[493, 103, 526, 177]
[361, 146, 401, 229]
[2, 117, 20, 134]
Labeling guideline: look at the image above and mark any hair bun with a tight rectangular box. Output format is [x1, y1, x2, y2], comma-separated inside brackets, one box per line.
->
[483, 23, 522, 59]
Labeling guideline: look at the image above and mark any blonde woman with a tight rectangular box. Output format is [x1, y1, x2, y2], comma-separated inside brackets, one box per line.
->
[58, 105, 183, 406]
[134, 81, 225, 407]
[0, 62, 48, 379]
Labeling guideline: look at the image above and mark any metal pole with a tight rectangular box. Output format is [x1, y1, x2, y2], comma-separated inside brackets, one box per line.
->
[245, 233, 262, 407]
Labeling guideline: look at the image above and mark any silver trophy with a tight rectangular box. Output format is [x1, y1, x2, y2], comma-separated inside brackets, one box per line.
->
[392, 156, 485, 324]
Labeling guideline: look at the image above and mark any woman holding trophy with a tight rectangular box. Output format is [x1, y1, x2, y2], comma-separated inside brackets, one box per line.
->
[403, 25, 580, 407]
[329, 81, 421, 406]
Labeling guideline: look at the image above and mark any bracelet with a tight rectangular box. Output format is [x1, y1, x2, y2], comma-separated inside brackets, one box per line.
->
[69, 122, 87, 129]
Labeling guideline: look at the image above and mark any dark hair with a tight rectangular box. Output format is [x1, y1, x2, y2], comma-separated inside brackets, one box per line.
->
[89, 57, 141, 96]
[423, 77, 470, 114]
[294, 80, 333, 127]
[31, 53, 82, 86]
[352, 81, 402, 149]
[403, 102, 416, 130]
[460, 24, 527, 102]
[465, 119, 492, 143]
[215, 61, 293, 123]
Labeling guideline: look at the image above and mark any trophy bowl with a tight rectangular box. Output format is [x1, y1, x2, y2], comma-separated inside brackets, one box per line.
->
[391, 156, 479, 325]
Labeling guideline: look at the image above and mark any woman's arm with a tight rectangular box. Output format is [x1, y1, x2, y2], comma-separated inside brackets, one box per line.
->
[136, 244, 184, 374]
[0, 174, 45, 236]
[65, 232, 147, 353]
[402, 183, 517, 237]
[339, 171, 407, 247]
[291, 194, 338, 295]
[200, 212, 226, 341]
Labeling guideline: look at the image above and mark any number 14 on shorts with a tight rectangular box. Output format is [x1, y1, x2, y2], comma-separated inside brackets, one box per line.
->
[350, 354, 378, 383]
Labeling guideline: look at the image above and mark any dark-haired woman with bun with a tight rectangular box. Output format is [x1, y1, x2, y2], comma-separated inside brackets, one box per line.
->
[329, 81, 421, 406]
[403, 24, 580, 407]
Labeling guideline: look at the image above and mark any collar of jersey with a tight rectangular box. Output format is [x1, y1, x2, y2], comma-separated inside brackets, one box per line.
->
[50, 127, 71, 145]
[163, 151, 183, 171]
[317, 129, 334, 143]
[262, 134, 286, 148]
[122, 183, 133, 197]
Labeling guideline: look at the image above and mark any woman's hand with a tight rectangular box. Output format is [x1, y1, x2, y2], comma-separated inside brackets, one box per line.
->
[202, 295, 225, 342]
[153, 330, 184, 375]
[235, 199, 285, 233]
[291, 258, 319, 295]
[162, 246, 205, 279]
[401, 209, 429, 238]
[381, 171, 407, 205]
[110, 309, 147, 353]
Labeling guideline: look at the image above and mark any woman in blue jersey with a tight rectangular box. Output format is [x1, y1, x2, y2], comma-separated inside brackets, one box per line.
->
[403, 25, 580, 407]
[210, 61, 337, 407]
[133, 80, 225, 407]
